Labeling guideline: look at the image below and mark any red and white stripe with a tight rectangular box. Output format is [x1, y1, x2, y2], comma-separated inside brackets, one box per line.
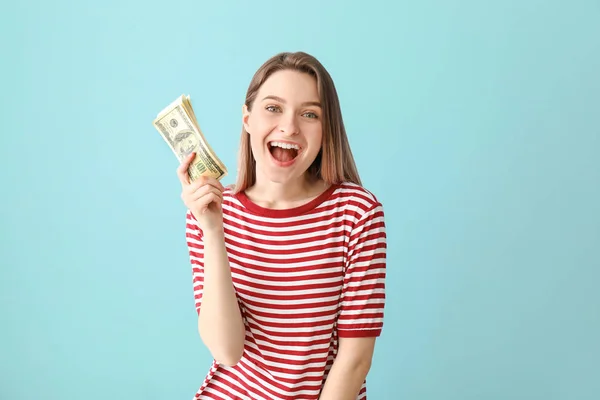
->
[186, 182, 387, 400]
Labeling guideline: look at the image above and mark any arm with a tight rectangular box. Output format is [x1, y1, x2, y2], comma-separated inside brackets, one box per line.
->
[187, 212, 245, 366]
[320, 200, 387, 398]
[319, 337, 376, 400]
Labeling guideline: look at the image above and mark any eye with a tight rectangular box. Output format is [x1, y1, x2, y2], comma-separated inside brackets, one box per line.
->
[265, 105, 281, 113]
[303, 111, 319, 119]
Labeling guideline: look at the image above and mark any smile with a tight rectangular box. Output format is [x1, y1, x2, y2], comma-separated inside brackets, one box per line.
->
[268, 141, 302, 166]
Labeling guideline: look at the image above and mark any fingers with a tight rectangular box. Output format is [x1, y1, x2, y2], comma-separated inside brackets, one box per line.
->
[187, 175, 225, 193]
[197, 192, 222, 214]
[188, 184, 223, 203]
[177, 154, 225, 193]
[176, 152, 196, 186]
[185, 187, 223, 215]
[177, 155, 226, 215]
[181, 179, 224, 216]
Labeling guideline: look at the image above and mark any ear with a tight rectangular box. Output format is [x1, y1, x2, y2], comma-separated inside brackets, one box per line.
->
[242, 104, 251, 133]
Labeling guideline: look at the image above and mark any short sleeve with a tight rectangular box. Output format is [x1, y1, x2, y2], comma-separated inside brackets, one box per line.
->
[337, 203, 387, 338]
[185, 210, 205, 315]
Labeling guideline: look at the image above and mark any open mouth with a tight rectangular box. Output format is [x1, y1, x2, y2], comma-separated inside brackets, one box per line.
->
[268, 141, 301, 164]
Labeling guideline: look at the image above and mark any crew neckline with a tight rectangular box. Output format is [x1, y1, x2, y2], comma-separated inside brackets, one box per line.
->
[235, 184, 339, 218]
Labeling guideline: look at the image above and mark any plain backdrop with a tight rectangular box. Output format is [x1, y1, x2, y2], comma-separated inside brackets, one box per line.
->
[1, 1, 599, 399]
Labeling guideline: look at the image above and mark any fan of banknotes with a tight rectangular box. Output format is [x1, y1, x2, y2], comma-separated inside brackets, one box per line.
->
[152, 94, 227, 182]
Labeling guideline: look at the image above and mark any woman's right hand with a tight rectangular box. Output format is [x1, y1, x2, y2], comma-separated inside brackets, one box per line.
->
[177, 152, 225, 233]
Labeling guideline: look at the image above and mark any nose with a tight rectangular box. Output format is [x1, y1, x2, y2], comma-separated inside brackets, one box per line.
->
[278, 113, 299, 135]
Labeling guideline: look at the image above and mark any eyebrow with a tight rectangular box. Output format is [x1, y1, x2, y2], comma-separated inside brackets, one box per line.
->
[262, 95, 321, 108]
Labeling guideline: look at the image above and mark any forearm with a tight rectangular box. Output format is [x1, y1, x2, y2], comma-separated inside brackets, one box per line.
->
[319, 355, 371, 400]
[198, 226, 245, 366]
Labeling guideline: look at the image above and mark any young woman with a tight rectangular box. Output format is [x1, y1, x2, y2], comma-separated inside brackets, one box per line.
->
[177, 51, 387, 400]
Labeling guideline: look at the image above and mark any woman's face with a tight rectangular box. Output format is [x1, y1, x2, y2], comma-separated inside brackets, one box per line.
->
[243, 70, 323, 185]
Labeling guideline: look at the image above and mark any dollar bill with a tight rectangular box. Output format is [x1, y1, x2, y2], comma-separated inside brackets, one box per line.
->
[152, 94, 227, 182]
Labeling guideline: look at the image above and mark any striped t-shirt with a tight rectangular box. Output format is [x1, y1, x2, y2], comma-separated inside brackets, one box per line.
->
[185, 182, 387, 400]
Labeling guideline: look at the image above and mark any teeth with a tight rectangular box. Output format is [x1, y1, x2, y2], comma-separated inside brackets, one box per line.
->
[270, 141, 300, 150]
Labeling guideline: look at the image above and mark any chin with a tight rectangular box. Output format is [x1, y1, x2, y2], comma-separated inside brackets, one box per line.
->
[261, 166, 304, 184]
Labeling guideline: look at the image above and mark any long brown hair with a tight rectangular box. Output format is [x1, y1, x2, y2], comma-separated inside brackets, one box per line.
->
[233, 51, 361, 193]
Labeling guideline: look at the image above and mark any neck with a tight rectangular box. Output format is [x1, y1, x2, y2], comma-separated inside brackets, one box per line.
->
[246, 173, 327, 209]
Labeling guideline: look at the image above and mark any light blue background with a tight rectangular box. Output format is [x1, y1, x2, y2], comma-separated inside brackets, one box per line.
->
[1, 0, 598, 399]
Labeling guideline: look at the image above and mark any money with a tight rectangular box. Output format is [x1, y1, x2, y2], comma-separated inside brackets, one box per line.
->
[152, 94, 227, 182]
